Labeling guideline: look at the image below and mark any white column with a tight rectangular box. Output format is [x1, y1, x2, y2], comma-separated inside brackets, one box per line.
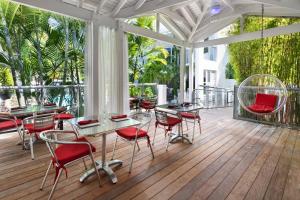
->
[194, 48, 202, 89]
[188, 48, 194, 101]
[179, 47, 185, 102]
[84, 21, 100, 116]
[116, 22, 130, 114]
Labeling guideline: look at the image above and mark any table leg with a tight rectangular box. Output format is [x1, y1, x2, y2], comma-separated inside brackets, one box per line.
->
[169, 123, 192, 144]
[79, 133, 123, 184]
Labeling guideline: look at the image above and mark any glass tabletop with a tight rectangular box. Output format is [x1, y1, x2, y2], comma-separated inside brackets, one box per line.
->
[10, 105, 62, 116]
[156, 103, 202, 113]
[68, 116, 141, 136]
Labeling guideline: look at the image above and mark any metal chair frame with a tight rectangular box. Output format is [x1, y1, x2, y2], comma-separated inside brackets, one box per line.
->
[0, 113, 23, 147]
[153, 108, 183, 151]
[111, 113, 154, 173]
[23, 113, 56, 159]
[180, 110, 202, 143]
[39, 130, 100, 200]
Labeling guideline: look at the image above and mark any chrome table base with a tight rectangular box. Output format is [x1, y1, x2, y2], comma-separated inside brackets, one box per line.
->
[79, 159, 123, 184]
[170, 133, 192, 144]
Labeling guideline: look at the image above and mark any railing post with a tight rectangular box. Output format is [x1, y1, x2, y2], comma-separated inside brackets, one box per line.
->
[233, 85, 238, 119]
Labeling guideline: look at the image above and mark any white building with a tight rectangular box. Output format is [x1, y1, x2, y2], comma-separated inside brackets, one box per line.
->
[194, 29, 236, 90]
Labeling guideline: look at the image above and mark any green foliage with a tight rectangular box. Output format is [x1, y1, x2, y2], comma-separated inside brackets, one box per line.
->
[128, 16, 180, 88]
[144, 87, 154, 98]
[225, 63, 235, 79]
[129, 86, 141, 97]
[228, 16, 300, 87]
[0, 66, 13, 86]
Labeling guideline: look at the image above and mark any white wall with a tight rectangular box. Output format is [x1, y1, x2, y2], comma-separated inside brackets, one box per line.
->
[194, 33, 236, 90]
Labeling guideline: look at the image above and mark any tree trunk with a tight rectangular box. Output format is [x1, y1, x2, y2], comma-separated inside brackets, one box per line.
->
[59, 18, 69, 106]
[0, 6, 21, 106]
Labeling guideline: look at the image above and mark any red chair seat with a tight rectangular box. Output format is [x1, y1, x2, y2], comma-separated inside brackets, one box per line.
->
[181, 112, 200, 119]
[24, 124, 55, 134]
[247, 104, 275, 113]
[53, 137, 96, 166]
[140, 104, 155, 109]
[116, 127, 149, 140]
[55, 113, 74, 120]
[157, 116, 182, 127]
[0, 119, 22, 131]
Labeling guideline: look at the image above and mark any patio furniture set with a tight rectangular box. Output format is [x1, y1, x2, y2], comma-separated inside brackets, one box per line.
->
[0, 101, 201, 200]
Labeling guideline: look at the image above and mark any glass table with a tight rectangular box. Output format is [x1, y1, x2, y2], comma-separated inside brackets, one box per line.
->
[10, 105, 63, 117]
[156, 103, 202, 144]
[68, 116, 141, 184]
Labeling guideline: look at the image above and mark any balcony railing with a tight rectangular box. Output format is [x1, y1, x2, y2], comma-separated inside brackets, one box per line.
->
[233, 85, 300, 128]
[0, 85, 85, 117]
[192, 85, 234, 108]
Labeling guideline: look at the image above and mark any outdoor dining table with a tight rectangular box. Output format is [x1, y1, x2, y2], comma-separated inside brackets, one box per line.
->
[68, 115, 141, 184]
[156, 103, 202, 144]
[10, 104, 64, 118]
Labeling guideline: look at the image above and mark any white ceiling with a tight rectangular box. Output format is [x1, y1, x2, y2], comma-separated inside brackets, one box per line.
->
[35, 0, 300, 42]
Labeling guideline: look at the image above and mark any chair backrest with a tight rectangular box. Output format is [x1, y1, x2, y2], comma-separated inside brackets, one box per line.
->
[39, 130, 78, 165]
[24, 113, 55, 130]
[154, 109, 168, 124]
[131, 112, 152, 132]
[255, 93, 278, 108]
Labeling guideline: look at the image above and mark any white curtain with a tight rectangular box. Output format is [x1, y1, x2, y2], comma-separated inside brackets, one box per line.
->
[85, 24, 129, 116]
[98, 26, 118, 114]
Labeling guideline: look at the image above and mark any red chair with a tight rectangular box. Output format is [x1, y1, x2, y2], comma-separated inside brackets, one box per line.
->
[247, 93, 278, 113]
[139, 98, 156, 112]
[54, 107, 75, 130]
[0, 113, 23, 147]
[153, 109, 182, 151]
[180, 110, 201, 143]
[39, 130, 100, 200]
[111, 113, 154, 173]
[23, 114, 56, 159]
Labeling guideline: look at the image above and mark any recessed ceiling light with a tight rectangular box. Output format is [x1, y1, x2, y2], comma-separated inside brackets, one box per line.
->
[211, 4, 221, 15]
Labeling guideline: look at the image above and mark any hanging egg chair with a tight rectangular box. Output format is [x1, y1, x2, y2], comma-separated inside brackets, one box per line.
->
[237, 74, 287, 115]
[236, 5, 287, 115]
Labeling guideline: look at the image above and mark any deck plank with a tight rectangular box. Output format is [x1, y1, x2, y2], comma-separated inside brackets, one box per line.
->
[0, 108, 299, 200]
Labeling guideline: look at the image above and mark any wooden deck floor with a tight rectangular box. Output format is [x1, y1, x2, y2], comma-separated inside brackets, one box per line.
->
[0, 108, 299, 200]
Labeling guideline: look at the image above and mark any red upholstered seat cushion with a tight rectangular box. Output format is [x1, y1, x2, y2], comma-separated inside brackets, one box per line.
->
[24, 124, 55, 134]
[157, 116, 182, 127]
[53, 137, 96, 166]
[255, 93, 277, 108]
[181, 112, 200, 119]
[55, 113, 74, 120]
[247, 104, 275, 113]
[116, 127, 149, 140]
[0, 119, 22, 130]
[140, 104, 155, 109]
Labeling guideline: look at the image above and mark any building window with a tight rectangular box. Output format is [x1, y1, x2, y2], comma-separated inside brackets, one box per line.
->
[204, 46, 217, 61]
[203, 70, 217, 86]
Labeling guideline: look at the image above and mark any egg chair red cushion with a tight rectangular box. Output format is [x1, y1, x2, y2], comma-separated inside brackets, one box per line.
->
[247, 93, 278, 113]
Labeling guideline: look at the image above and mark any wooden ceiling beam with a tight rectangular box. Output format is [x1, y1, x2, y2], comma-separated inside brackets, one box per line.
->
[179, 7, 196, 27]
[115, 0, 192, 18]
[135, 0, 147, 10]
[112, 0, 127, 17]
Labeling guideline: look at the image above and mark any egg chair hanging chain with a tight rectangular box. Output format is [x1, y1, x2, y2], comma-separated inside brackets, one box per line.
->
[260, 4, 264, 67]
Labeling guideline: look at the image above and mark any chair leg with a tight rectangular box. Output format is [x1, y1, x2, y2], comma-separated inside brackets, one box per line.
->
[148, 138, 155, 159]
[90, 154, 101, 187]
[129, 140, 138, 173]
[30, 135, 34, 160]
[199, 119, 202, 134]
[166, 132, 171, 151]
[192, 119, 196, 143]
[111, 136, 118, 160]
[136, 141, 141, 151]
[82, 158, 87, 170]
[152, 125, 157, 146]
[40, 161, 52, 190]
[48, 168, 63, 200]
[185, 119, 188, 130]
